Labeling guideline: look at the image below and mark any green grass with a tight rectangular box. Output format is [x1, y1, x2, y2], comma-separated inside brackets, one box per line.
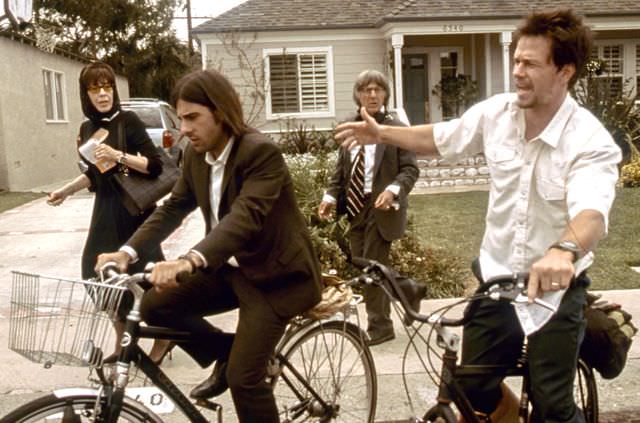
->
[0, 191, 47, 213]
[408, 188, 640, 290]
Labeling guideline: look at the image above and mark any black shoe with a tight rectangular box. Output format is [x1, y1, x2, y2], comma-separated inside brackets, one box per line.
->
[190, 360, 229, 400]
[400, 280, 427, 326]
[366, 328, 395, 346]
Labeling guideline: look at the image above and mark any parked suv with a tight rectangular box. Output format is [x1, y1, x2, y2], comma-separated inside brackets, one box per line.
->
[120, 98, 185, 165]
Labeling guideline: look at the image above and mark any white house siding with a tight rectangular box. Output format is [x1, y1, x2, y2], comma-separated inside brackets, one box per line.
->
[0, 37, 128, 191]
[202, 30, 387, 135]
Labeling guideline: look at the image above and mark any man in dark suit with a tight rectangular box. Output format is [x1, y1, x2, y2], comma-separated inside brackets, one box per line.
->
[96, 69, 322, 422]
[318, 70, 419, 345]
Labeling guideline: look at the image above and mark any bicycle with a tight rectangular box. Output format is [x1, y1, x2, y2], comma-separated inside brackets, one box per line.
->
[2, 267, 377, 422]
[350, 257, 598, 423]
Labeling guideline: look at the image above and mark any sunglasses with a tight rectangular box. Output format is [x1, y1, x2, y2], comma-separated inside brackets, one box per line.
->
[87, 84, 114, 94]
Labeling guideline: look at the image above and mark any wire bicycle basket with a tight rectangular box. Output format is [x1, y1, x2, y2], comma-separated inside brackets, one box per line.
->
[9, 271, 127, 368]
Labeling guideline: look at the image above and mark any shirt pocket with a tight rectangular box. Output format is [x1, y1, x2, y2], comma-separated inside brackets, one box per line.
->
[536, 177, 565, 201]
[485, 147, 519, 169]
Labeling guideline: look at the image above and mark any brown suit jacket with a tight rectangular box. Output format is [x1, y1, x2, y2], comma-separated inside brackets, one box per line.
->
[326, 113, 419, 241]
[127, 131, 322, 318]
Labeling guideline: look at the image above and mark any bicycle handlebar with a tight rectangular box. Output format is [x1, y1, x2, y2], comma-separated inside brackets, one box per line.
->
[349, 257, 558, 327]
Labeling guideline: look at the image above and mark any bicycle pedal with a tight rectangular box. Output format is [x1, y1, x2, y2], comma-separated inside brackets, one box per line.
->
[195, 398, 222, 412]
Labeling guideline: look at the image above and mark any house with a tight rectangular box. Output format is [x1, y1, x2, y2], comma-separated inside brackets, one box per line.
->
[193, 0, 640, 133]
[0, 34, 128, 191]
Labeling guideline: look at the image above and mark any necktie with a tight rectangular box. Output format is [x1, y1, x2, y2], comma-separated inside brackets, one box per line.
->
[347, 147, 366, 219]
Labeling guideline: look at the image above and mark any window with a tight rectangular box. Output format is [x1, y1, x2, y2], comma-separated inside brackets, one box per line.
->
[264, 47, 334, 119]
[43, 69, 66, 121]
[439, 50, 461, 120]
[591, 44, 624, 97]
[636, 44, 640, 99]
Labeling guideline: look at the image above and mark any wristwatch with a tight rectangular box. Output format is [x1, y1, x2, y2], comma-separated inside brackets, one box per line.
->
[548, 240, 582, 263]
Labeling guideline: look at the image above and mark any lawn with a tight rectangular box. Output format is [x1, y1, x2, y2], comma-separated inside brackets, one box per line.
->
[408, 187, 640, 290]
[1, 187, 638, 290]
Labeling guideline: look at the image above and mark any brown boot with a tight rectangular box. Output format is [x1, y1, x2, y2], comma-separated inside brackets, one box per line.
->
[490, 383, 519, 423]
[458, 383, 519, 423]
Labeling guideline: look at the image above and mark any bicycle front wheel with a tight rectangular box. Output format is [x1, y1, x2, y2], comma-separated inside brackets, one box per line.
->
[1, 389, 163, 422]
[272, 319, 377, 422]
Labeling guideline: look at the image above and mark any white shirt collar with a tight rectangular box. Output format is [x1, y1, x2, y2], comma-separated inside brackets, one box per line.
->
[205, 136, 234, 166]
[508, 94, 576, 148]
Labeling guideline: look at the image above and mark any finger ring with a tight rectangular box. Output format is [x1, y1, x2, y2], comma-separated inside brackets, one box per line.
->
[551, 282, 560, 287]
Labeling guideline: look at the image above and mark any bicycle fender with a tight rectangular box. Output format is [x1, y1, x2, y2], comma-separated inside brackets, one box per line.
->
[53, 388, 101, 398]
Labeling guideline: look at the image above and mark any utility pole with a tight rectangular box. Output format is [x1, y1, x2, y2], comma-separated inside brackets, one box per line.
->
[186, 0, 193, 55]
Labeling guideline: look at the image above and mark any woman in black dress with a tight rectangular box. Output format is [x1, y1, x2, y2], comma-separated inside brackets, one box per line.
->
[48, 62, 172, 363]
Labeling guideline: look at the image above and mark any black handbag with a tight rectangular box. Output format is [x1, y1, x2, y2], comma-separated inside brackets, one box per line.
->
[111, 121, 181, 215]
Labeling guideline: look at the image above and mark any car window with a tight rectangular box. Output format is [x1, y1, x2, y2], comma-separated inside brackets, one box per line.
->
[125, 106, 162, 128]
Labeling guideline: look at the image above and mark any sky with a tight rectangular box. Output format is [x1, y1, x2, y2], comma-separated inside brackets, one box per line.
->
[173, 0, 248, 43]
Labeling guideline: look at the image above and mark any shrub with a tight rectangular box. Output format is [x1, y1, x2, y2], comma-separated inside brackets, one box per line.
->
[573, 59, 639, 164]
[621, 156, 640, 188]
[277, 118, 337, 155]
[285, 148, 467, 298]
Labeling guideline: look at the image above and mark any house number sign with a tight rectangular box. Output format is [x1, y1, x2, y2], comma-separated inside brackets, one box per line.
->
[443, 24, 464, 32]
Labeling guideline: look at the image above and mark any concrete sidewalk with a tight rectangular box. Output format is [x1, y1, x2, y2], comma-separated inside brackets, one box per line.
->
[0, 194, 638, 421]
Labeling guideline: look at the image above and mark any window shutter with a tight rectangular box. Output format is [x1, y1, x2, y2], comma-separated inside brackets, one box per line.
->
[269, 55, 299, 113]
[299, 54, 328, 112]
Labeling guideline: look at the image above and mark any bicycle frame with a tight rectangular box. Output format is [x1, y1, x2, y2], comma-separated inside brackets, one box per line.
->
[97, 322, 214, 423]
[350, 258, 597, 423]
[430, 323, 532, 423]
[99, 294, 362, 422]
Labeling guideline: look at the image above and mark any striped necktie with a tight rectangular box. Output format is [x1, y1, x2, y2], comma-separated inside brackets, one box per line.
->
[347, 147, 366, 219]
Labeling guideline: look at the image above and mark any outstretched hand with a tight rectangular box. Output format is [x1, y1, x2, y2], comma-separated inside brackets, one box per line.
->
[335, 107, 382, 149]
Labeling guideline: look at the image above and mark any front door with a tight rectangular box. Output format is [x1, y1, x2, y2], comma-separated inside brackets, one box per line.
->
[402, 54, 429, 125]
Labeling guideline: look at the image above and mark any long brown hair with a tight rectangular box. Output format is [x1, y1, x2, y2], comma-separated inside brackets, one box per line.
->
[171, 69, 247, 139]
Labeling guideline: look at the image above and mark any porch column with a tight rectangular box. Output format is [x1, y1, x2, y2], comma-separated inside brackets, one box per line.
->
[391, 33, 404, 111]
[500, 31, 512, 92]
[484, 33, 492, 96]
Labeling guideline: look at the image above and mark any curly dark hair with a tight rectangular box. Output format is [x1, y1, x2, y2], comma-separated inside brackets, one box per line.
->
[514, 8, 593, 89]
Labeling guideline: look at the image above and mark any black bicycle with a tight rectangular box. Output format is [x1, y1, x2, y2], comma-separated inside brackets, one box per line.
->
[3, 267, 377, 422]
[351, 257, 598, 423]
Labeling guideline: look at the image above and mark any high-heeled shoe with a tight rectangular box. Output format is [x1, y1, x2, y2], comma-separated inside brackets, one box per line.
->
[149, 340, 176, 366]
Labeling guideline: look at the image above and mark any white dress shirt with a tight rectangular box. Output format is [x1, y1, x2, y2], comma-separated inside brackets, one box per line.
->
[202, 137, 238, 267]
[433, 93, 621, 334]
[121, 137, 239, 268]
[322, 144, 400, 204]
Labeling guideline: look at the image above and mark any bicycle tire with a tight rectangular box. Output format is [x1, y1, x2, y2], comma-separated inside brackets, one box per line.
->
[271, 319, 377, 422]
[0, 389, 163, 423]
[575, 359, 599, 423]
[423, 404, 457, 423]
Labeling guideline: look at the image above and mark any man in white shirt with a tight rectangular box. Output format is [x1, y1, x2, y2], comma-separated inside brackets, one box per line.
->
[335, 8, 620, 422]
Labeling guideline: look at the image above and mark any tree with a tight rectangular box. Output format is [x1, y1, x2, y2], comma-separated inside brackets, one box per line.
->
[207, 31, 265, 126]
[26, 0, 196, 100]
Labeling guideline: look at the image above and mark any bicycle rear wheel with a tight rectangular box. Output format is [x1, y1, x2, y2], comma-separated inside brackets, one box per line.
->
[575, 359, 598, 423]
[271, 320, 377, 422]
[1, 390, 163, 422]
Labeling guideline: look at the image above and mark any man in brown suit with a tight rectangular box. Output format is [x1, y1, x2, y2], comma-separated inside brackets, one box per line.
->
[96, 69, 322, 422]
[318, 70, 419, 345]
